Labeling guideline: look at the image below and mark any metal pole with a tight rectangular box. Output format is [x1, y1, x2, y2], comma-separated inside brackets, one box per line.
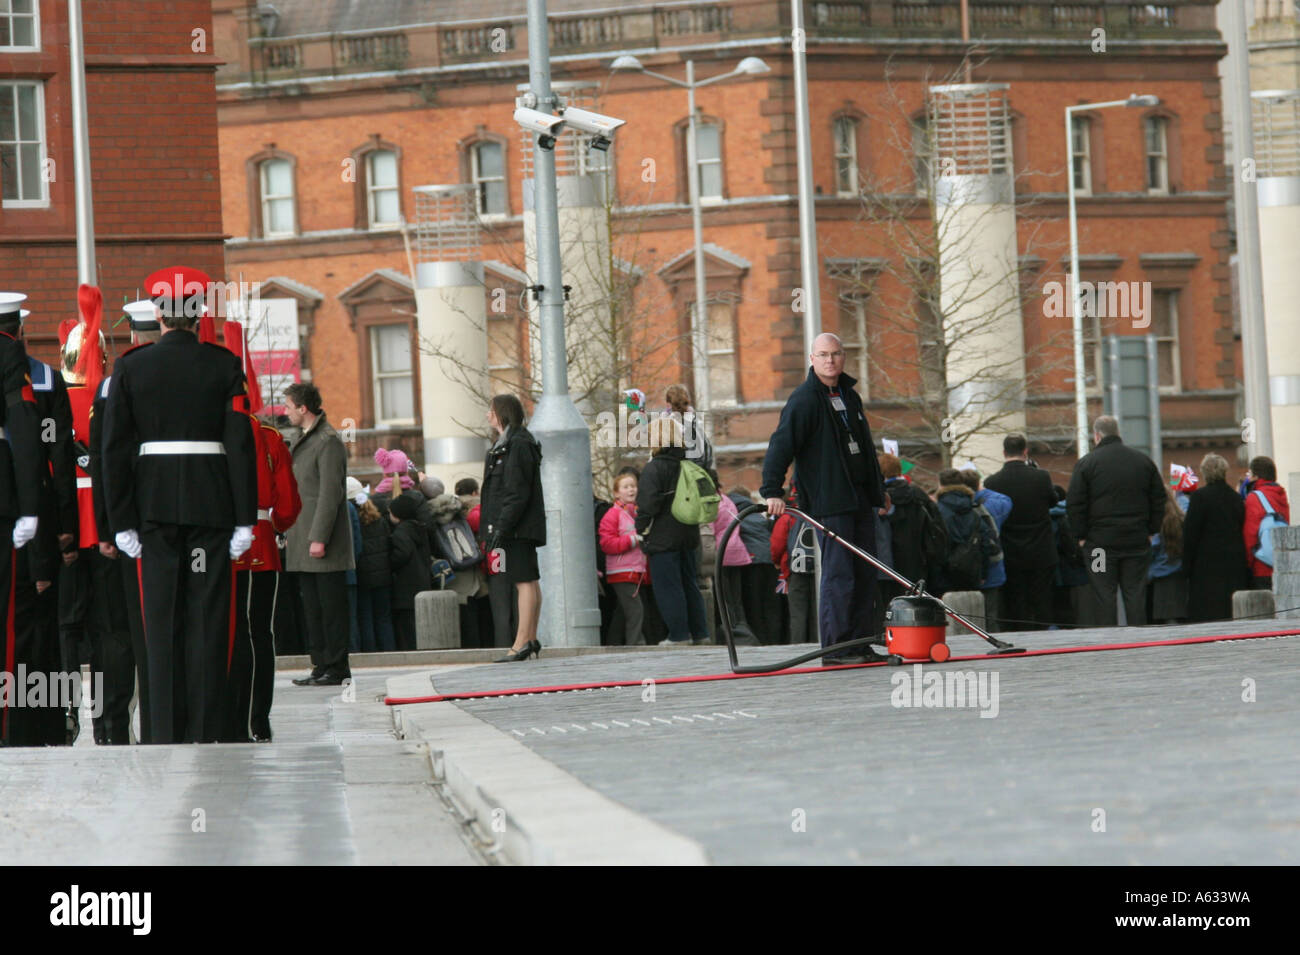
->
[68, 0, 96, 285]
[687, 60, 711, 414]
[792, 0, 822, 357]
[1066, 107, 1089, 457]
[523, 0, 601, 647]
[1226, 0, 1274, 458]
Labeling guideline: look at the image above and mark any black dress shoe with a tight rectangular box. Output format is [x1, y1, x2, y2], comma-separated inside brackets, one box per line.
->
[495, 643, 539, 663]
[291, 674, 316, 686]
[309, 672, 347, 686]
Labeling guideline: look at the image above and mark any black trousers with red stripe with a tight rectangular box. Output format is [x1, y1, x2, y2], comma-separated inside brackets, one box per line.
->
[117, 554, 150, 744]
[3, 536, 65, 747]
[227, 569, 279, 742]
[139, 523, 232, 744]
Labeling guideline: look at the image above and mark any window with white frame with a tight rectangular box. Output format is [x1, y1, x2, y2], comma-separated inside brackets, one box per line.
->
[471, 141, 506, 216]
[838, 290, 870, 398]
[579, 140, 614, 205]
[834, 117, 858, 197]
[1071, 116, 1091, 194]
[1, 81, 46, 206]
[0, 0, 38, 50]
[695, 123, 722, 201]
[1152, 289, 1180, 391]
[705, 300, 736, 405]
[259, 158, 295, 237]
[366, 149, 400, 228]
[370, 324, 414, 424]
[912, 116, 932, 197]
[1145, 117, 1168, 194]
[487, 312, 525, 395]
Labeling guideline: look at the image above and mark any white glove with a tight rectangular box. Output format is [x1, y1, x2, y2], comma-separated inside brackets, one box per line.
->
[115, 529, 142, 560]
[12, 516, 38, 549]
[230, 525, 254, 560]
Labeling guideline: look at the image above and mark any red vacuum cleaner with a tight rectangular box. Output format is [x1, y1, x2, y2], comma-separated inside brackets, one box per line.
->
[718, 503, 1023, 674]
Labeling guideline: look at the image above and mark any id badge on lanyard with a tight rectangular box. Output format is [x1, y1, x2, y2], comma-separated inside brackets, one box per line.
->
[830, 393, 859, 454]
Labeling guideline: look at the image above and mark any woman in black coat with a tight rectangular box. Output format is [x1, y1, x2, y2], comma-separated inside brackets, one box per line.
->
[634, 419, 709, 646]
[1183, 453, 1250, 622]
[479, 393, 546, 662]
[388, 490, 432, 651]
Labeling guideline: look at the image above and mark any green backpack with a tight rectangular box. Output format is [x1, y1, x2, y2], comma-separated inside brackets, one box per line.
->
[671, 459, 721, 525]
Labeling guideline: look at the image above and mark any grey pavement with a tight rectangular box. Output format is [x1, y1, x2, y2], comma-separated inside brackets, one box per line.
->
[398, 620, 1300, 865]
[0, 667, 480, 865]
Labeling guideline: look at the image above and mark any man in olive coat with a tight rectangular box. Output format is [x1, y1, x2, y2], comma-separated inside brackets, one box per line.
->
[283, 383, 354, 686]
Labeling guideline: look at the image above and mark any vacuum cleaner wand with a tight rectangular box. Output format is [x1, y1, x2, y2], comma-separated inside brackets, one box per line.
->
[717, 503, 1024, 675]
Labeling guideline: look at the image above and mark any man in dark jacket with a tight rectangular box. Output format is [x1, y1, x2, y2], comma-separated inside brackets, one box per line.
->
[761, 333, 889, 662]
[984, 433, 1058, 630]
[1066, 416, 1166, 626]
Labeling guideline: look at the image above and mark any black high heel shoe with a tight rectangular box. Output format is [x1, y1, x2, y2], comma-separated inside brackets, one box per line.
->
[495, 642, 539, 663]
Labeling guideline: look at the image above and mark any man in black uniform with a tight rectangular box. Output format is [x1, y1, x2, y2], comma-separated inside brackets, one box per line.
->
[0, 292, 47, 746]
[90, 299, 163, 744]
[101, 268, 257, 744]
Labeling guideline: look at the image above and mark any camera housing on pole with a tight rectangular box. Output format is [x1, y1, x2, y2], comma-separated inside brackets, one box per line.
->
[514, 106, 566, 150]
[559, 106, 626, 151]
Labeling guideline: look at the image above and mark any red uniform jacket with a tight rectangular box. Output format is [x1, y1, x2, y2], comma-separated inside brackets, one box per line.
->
[67, 383, 99, 549]
[233, 419, 301, 572]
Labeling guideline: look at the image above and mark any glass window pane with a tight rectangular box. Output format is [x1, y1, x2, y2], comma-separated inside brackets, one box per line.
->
[705, 305, 733, 352]
[263, 158, 291, 195]
[1150, 293, 1173, 336]
[1, 143, 17, 200]
[699, 162, 722, 199]
[374, 325, 410, 372]
[17, 0, 37, 11]
[18, 141, 38, 199]
[476, 141, 503, 178]
[1145, 119, 1161, 154]
[0, 89, 14, 140]
[709, 353, 736, 404]
[380, 376, 414, 421]
[266, 196, 294, 234]
[837, 156, 854, 192]
[0, 21, 9, 48]
[368, 149, 397, 187]
[1158, 342, 1175, 388]
[13, 15, 32, 46]
[483, 179, 505, 215]
[696, 125, 720, 161]
[375, 187, 400, 224]
[17, 86, 35, 141]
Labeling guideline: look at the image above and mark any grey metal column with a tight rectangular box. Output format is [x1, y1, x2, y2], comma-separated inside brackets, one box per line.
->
[522, 0, 601, 647]
[68, 0, 96, 284]
[791, 0, 822, 355]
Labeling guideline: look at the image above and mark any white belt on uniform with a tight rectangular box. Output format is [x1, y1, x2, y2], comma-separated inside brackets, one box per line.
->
[76, 477, 93, 490]
[138, 441, 226, 456]
[0, 426, 6, 440]
[257, 508, 271, 521]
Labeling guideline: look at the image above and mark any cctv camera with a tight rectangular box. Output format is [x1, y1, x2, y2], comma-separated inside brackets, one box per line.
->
[560, 106, 626, 139]
[514, 107, 565, 149]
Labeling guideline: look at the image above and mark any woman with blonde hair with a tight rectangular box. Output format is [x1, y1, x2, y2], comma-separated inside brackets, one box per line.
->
[635, 416, 709, 645]
[1183, 452, 1249, 622]
[664, 383, 714, 470]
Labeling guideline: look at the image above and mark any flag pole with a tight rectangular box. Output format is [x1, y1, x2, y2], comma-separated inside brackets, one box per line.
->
[68, 0, 97, 286]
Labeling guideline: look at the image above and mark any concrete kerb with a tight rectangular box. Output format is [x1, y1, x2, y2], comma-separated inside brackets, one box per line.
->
[386, 672, 710, 866]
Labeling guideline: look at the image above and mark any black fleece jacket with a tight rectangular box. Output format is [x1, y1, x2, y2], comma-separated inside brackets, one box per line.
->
[480, 426, 546, 547]
[760, 367, 885, 518]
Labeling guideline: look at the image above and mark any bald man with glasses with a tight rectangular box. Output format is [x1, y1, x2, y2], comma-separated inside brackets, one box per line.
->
[761, 333, 891, 663]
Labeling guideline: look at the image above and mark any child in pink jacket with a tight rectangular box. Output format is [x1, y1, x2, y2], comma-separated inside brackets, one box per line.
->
[599, 471, 648, 645]
[712, 489, 758, 644]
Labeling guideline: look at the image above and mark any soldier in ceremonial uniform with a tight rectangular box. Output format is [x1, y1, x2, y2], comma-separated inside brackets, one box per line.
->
[63, 307, 138, 745]
[0, 293, 47, 746]
[89, 299, 163, 744]
[101, 269, 257, 744]
[223, 322, 301, 742]
[12, 315, 78, 747]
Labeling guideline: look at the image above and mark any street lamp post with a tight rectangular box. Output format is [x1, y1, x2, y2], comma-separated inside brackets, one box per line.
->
[611, 55, 768, 416]
[1066, 94, 1159, 458]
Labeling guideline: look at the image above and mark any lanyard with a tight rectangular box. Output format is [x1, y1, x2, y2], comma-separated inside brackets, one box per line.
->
[828, 388, 851, 431]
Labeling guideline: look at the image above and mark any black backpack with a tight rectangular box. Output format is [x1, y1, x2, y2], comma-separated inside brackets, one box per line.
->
[593, 498, 613, 575]
[943, 510, 987, 590]
[432, 516, 482, 571]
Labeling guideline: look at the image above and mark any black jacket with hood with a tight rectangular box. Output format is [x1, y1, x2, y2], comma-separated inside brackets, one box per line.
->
[480, 426, 546, 547]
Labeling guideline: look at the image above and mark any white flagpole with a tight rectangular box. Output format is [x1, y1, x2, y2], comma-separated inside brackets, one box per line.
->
[68, 0, 97, 285]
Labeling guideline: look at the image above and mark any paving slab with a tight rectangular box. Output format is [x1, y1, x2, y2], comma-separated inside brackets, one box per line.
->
[394, 622, 1300, 865]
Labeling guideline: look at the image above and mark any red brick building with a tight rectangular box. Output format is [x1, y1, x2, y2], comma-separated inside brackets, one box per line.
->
[212, 0, 1241, 488]
[1, 0, 226, 363]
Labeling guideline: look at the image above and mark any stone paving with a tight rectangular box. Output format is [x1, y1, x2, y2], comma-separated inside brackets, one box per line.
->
[0, 668, 478, 865]
[426, 622, 1300, 864]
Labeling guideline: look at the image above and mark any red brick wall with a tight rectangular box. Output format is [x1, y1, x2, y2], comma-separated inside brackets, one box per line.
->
[0, 0, 226, 364]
